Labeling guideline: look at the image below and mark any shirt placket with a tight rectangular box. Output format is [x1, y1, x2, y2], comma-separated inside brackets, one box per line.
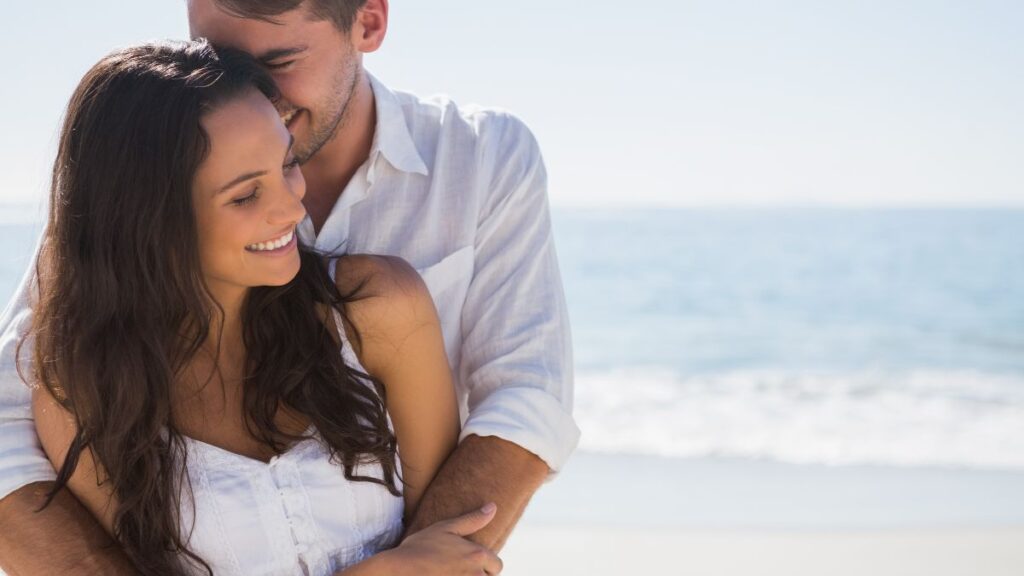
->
[268, 457, 323, 576]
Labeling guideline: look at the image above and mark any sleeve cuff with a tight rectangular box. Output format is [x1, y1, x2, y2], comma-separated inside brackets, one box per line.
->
[0, 418, 57, 502]
[459, 386, 581, 477]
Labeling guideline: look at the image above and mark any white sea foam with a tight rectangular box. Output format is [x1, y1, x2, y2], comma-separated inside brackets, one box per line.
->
[575, 368, 1024, 470]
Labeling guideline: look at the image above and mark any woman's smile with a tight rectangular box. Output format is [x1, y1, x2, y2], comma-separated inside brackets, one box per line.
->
[245, 228, 297, 254]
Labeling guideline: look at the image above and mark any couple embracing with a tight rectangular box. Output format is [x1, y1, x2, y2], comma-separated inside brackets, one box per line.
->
[0, 1, 579, 574]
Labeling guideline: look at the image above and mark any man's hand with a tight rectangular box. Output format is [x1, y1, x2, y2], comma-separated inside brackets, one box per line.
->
[0, 481, 137, 575]
[404, 434, 549, 551]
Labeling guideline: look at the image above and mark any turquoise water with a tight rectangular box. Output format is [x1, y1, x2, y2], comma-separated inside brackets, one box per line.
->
[555, 209, 1024, 374]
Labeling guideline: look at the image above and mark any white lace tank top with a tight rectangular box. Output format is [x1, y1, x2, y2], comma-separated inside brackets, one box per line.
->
[175, 259, 404, 575]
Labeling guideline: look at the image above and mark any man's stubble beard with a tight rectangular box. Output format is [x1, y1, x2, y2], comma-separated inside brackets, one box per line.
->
[294, 55, 362, 164]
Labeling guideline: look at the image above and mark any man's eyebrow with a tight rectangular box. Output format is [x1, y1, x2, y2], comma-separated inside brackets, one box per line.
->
[216, 170, 268, 196]
[256, 46, 308, 62]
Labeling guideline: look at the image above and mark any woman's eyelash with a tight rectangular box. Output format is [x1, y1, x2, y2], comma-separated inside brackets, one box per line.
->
[232, 189, 259, 206]
[230, 160, 296, 205]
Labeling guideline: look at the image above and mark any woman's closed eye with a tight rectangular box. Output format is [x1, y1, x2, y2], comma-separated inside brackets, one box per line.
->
[231, 188, 260, 207]
[231, 159, 297, 206]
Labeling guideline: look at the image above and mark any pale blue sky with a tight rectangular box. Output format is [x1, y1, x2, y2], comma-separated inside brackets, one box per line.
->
[1, 1, 1022, 208]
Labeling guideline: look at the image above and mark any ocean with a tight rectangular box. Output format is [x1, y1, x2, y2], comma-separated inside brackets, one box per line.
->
[3, 207, 1023, 472]
[556, 208, 1024, 471]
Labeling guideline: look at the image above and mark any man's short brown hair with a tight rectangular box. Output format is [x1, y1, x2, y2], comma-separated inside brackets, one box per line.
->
[214, 0, 369, 32]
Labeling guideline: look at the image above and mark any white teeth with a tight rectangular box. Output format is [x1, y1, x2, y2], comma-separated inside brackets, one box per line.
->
[281, 110, 297, 124]
[247, 230, 293, 252]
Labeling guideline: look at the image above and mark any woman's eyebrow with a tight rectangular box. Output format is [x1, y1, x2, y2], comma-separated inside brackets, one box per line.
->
[215, 136, 295, 197]
[215, 170, 268, 196]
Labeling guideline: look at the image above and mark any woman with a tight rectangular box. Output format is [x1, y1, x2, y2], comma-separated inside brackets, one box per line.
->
[23, 40, 502, 575]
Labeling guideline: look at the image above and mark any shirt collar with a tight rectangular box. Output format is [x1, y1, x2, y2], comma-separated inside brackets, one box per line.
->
[368, 73, 429, 177]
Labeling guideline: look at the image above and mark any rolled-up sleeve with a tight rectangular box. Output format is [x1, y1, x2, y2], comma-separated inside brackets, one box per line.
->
[457, 112, 580, 474]
[0, 269, 56, 501]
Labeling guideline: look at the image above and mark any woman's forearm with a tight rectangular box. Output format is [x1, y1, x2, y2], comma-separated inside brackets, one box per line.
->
[333, 550, 395, 576]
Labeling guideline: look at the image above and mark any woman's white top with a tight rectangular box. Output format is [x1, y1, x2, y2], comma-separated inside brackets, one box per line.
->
[177, 263, 403, 575]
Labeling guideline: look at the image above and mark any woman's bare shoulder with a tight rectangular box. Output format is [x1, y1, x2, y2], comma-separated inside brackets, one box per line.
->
[333, 254, 439, 374]
[333, 254, 425, 301]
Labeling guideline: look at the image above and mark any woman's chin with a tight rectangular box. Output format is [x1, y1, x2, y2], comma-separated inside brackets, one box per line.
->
[256, 260, 301, 287]
[272, 266, 301, 286]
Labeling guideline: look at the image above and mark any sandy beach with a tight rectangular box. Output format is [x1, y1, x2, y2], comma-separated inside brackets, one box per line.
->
[502, 527, 1024, 576]
[501, 452, 1024, 575]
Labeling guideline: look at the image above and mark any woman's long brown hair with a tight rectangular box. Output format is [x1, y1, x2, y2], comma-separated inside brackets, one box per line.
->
[21, 40, 399, 575]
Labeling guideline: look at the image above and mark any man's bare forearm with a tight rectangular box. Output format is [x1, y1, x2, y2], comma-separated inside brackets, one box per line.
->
[404, 434, 549, 551]
[0, 481, 137, 576]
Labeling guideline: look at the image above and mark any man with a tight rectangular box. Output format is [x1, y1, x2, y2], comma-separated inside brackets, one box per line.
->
[0, 0, 579, 573]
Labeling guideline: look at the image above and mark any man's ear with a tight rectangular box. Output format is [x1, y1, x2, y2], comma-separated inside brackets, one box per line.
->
[351, 0, 388, 53]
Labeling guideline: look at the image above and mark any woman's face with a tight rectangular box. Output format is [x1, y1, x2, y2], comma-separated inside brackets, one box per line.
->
[191, 88, 307, 301]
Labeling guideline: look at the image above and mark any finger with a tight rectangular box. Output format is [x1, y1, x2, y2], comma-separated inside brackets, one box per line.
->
[482, 550, 504, 575]
[441, 502, 497, 537]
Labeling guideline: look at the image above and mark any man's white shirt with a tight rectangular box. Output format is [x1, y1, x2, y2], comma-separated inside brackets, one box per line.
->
[0, 73, 580, 501]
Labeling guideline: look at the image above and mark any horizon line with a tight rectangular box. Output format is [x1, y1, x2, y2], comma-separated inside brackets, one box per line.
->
[4, 200, 1024, 214]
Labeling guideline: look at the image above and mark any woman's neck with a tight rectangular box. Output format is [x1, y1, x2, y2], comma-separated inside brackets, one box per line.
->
[202, 284, 248, 366]
[175, 288, 247, 407]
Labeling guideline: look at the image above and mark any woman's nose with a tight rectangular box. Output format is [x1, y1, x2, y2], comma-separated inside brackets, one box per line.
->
[268, 173, 307, 226]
